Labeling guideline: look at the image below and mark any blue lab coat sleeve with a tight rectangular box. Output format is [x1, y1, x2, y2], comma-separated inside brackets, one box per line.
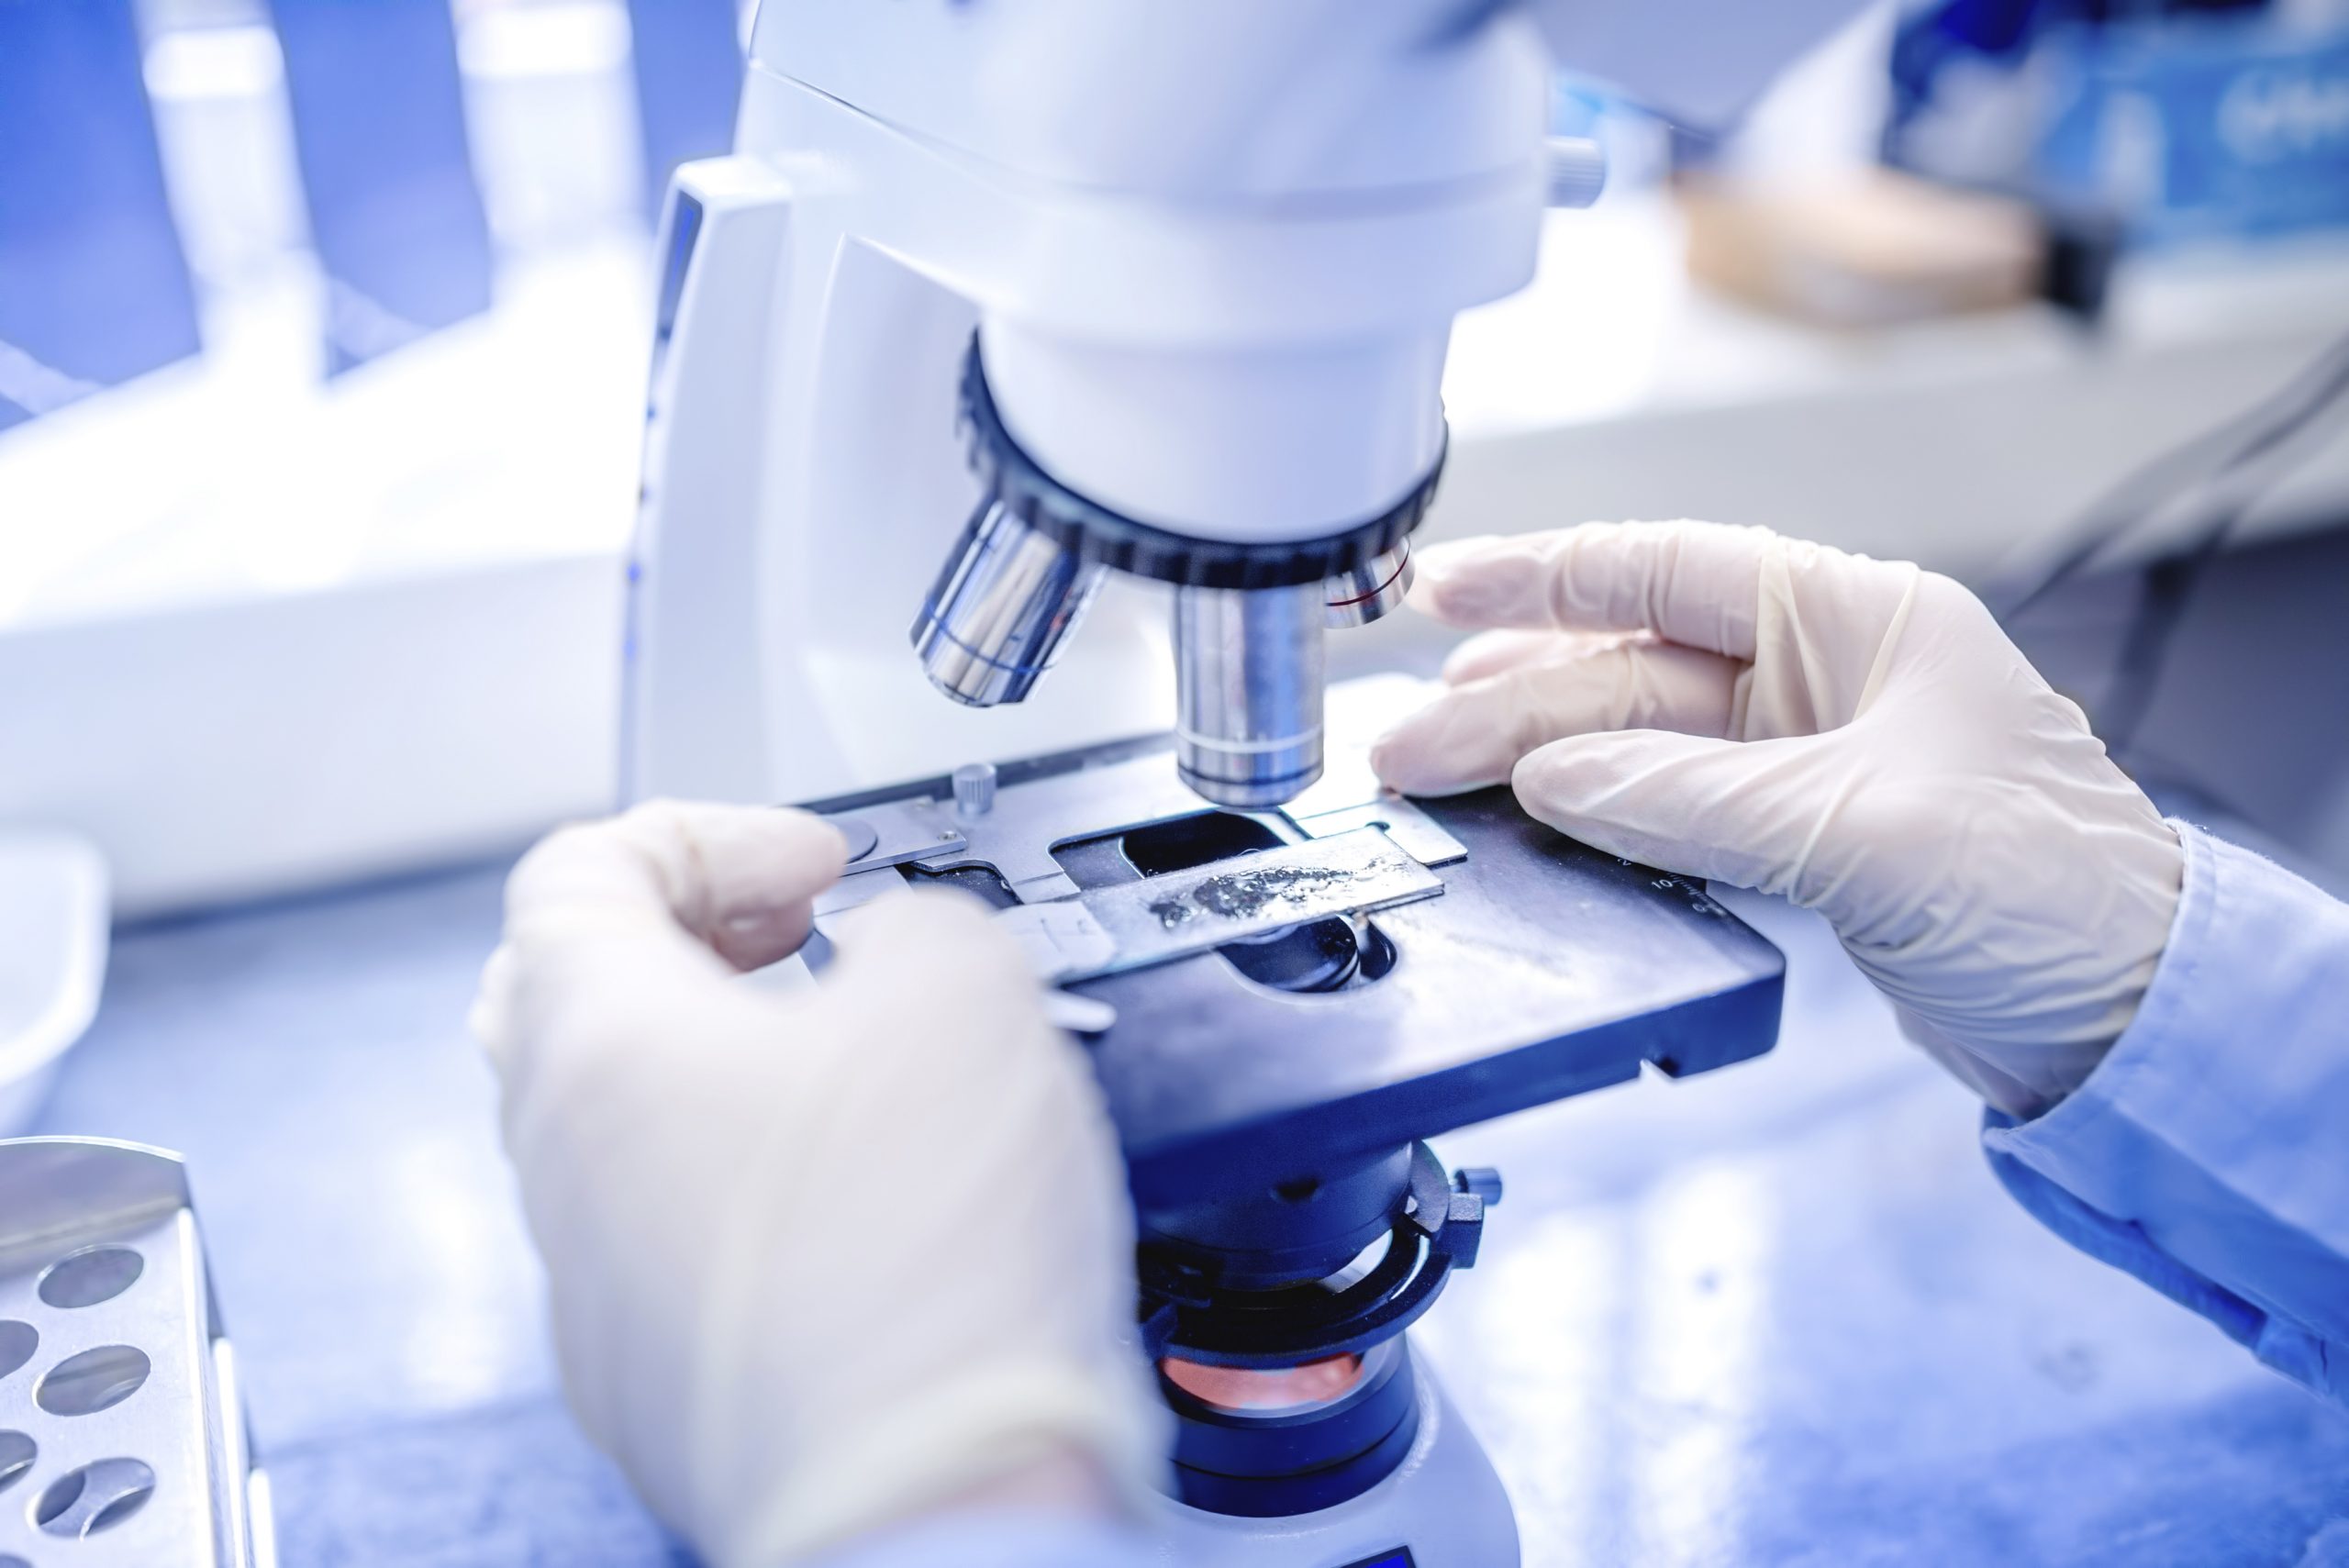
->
[804, 1511, 1157, 1568]
[1983, 820, 2349, 1404]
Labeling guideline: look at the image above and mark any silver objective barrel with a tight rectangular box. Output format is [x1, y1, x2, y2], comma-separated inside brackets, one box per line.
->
[913, 499, 1106, 706]
[1173, 582, 1327, 807]
[1323, 540, 1415, 629]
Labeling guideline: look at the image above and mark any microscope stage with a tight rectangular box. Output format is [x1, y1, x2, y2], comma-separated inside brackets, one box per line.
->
[805, 677, 1783, 1211]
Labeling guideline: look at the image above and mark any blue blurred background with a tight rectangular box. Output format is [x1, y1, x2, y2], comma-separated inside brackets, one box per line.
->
[4, 0, 2347, 921]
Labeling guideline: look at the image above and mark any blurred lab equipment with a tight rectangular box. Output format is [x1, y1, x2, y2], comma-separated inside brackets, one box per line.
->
[9, 0, 2349, 923]
[0, 0, 200, 428]
[269, 0, 494, 372]
[1681, 165, 2054, 325]
[1887, 0, 2349, 250]
[3, 0, 747, 422]
[1992, 327, 2349, 760]
[1674, 0, 2349, 325]
[0, 1137, 272, 1564]
[0, 835, 109, 1138]
[0, 0, 756, 917]
[623, 0, 744, 219]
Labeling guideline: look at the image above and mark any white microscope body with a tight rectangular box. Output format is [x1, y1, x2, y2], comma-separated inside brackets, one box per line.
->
[627, 3, 1564, 811]
[628, 3, 1867, 1560]
[628, 1, 1864, 810]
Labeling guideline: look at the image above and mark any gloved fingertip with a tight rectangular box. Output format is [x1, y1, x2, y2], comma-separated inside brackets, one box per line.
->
[649, 801, 852, 929]
[1370, 681, 1534, 797]
[1508, 728, 1793, 895]
[1507, 732, 1670, 840]
[713, 901, 816, 973]
[1440, 628, 1542, 685]
[1404, 565, 1492, 628]
[1364, 734, 1414, 791]
[812, 810, 853, 859]
[1368, 725, 1465, 797]
[1399, 573, 1447, 623]
[1410, 534, 1502, 576]
[1401, 536, 1520, 623]
[1507, 741, 1583, 817]
[468, 944, 520, 1071]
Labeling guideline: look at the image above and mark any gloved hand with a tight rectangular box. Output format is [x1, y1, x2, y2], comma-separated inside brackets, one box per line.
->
[1371, 520, 2184, 1118]
[470, 801, 1164, 1565]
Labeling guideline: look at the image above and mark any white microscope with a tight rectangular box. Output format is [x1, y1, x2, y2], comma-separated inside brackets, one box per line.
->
[626, 3, 1865, 1562]
[623, 0, 1860, 811]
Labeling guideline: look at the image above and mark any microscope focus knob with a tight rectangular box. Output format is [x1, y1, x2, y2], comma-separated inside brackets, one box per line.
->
[953, 761, 998, 817]
[1543, 136, 1608, 210]
[1453, 1167, 1504, 1207]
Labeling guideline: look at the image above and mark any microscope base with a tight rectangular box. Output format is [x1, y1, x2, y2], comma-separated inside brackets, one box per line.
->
[1153, 1345, 1520, 1568]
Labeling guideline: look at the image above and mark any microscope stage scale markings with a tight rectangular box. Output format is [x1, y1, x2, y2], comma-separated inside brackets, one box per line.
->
[998, 828, 1442, 985]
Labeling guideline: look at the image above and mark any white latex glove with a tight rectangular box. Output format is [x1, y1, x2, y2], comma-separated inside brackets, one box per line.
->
[1371, 521, 2184, 1118]
[470, 801, 1165, 1565]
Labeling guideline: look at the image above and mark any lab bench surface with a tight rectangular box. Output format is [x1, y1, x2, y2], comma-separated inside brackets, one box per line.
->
[30, 851, 2349, 1568]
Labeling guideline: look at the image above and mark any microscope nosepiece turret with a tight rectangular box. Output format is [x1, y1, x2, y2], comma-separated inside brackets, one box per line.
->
[913, 338, 1442, 808]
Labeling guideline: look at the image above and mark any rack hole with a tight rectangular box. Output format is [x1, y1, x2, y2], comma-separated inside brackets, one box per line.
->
[38, 1246, 143, 1309]
[37, 1346, 151, 1418]
[0, 1430, 34, 1493]
[0, 1321, 33, 1380]
[35, 1458, 154, 1538]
